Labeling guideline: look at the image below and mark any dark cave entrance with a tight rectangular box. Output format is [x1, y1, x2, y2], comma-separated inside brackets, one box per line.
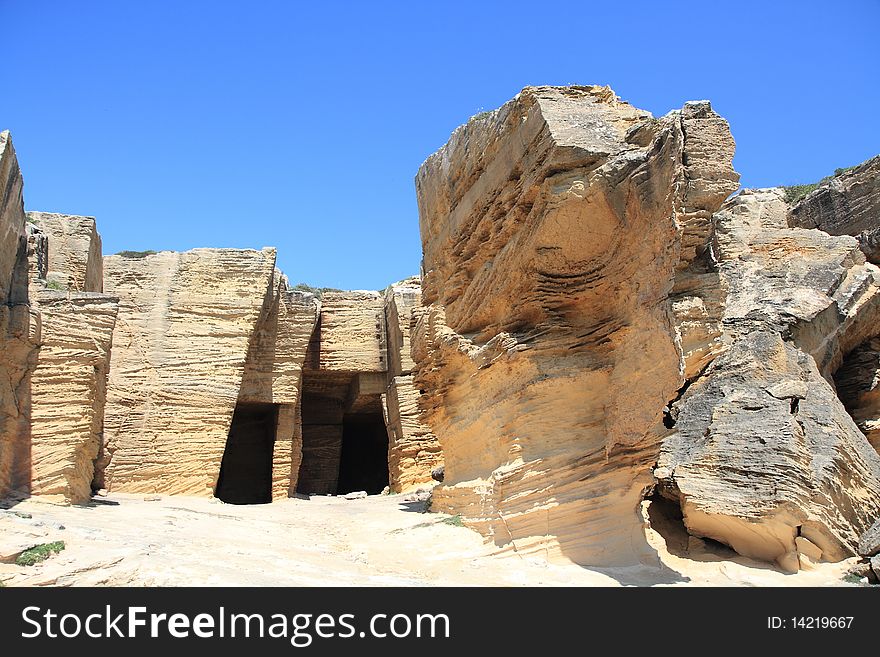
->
[215, 402, 278, 504]
[337, 412, 389, 495]
[296, 370, 389, 495]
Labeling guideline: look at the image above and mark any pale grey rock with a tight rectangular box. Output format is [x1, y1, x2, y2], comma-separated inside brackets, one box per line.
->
[859, 517, 880, 557]
[788, 156, 880, 264]
[656, 187, 880, 569]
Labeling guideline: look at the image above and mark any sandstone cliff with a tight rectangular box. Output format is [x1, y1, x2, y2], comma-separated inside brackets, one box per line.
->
[26, 212, 103, 292]
[18, 208, 120, 505]
[412, 86, 738, 564]
[99, 248, 311, 497]
[382, 279, 442, 491]
[29, 290, 118, 503]
[0, 131, 40, 501]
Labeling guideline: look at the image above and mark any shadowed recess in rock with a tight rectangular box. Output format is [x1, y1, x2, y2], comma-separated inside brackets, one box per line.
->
[337, 408, 390, 495]
[215, 403, 278, 505]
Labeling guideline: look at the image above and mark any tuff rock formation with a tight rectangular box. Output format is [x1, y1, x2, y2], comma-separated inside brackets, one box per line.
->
[788, 156, 880, 263]
[412, 85, 739, 565]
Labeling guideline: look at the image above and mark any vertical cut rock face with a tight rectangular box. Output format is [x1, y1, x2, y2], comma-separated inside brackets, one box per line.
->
[657, 188, 880, 570]
[412, 86, 738, 565]
[26, 212, 104, 292]
[298, 291, 388, 495]
[788, 156, 880, 263]
[99, 248, 285, 495]
[25, 209, 119, 505]
[0, 131, 40, 500]
[382, 278, 443, 491]
[236, 275, 319, 499]
[29, 290, 118, 503]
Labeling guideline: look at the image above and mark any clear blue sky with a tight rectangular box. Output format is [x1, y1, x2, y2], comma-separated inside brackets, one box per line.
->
[5, 1, 879, 289]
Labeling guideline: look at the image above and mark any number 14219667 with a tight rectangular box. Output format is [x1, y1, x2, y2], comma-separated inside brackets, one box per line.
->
[768, 617, 854, 629]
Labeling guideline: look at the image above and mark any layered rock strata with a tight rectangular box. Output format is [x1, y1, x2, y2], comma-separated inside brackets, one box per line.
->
[382, 278, 442, 491]
[26, 212, 103, 292]
[0, 131, 40, 500]
[29, 290, 117, 503]
[656, 188, 880, 570]
[412, 86, 738, 565]
[788, 156, 880, 263]
[98, 248, 319, 497]
[298, 291, 388, 495]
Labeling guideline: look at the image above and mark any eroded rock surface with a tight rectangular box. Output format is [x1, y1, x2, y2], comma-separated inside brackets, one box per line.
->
[657, 188, 880, 570]
[788, 156, 880, 263]
[382, 279, 442, 491]
[99, 248, 286, 495]
[26, 212, 103, 292]
[0, 131, 40, 501]
[412, 86, 738, 565]
[30, 291, 117, 503]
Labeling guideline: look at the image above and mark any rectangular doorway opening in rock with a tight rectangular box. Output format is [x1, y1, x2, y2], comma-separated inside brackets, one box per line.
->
[297, 369, 390, 496]
[216, 402, 278, 504]
[337, 412, 389, 495]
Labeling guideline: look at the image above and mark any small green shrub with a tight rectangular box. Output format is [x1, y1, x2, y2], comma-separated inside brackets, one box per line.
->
[45, 280, 64, 291]
[116, 250, 157, 259]
[783, 183, 821, 204]
[292, 283, 343, 300]
[783, 159, 868, 205]
[841, 572, 865, 585]
[441, 514, 464, 527]
[15, 541, 65, 566]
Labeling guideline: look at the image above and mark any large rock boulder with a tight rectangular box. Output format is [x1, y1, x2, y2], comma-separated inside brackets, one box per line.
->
[412, 85, 738, 565]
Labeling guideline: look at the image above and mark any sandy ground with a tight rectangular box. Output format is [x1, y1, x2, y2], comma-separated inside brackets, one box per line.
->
[0, 492, 863, 587]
